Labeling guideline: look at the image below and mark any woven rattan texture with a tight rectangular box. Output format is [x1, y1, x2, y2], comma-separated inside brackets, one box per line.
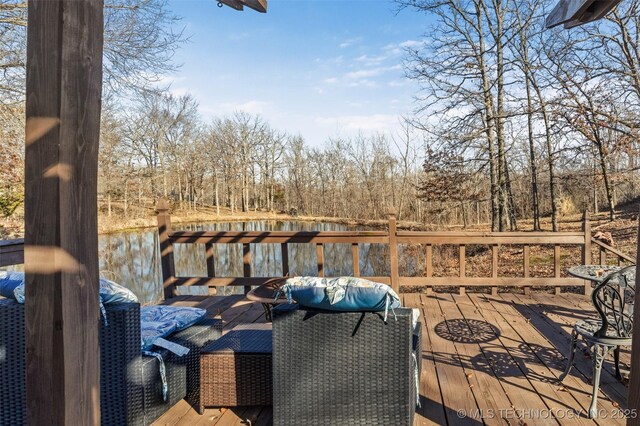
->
[0, 299, 25, 426]
[200, 326, 273, 407]
[99, 303, 145, 426]
[168, 318, 223, 414]
[0, 300, 223, 426]
[272, 306, 419, 426]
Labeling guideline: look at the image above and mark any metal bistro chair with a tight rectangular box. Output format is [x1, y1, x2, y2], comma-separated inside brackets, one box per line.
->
[560, 265, 636, 418]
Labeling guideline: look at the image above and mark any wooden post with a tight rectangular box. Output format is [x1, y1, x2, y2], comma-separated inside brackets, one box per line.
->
[316, 243, 325, 277]
[351, 243, 360, 277]
[582, 210, 591, 295]
[243, 244, 251, 294]
[523, 245, 530, 296]
[627, 215, 640, 426]
[157, 199, 176, 299]
[425, 244, 433, 295]
[24, 0, 104, 423]
[205, 243, 216, 277]
[388, 209, 400, 294]
[492, 244, 499, 296]
[281, 243, 289, 276]
[554, 245, 561, 295]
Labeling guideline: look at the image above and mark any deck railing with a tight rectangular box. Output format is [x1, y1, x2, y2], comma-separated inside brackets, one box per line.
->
[2, 205, 633, 299]
[0, 239, 24, 267]
[155, 201, 634, 299]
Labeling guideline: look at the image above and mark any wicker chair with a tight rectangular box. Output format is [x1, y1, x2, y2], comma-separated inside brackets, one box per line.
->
[560, 265, 635, 418]
[0, 299, 222, 426]
[272, 304, 421, 426]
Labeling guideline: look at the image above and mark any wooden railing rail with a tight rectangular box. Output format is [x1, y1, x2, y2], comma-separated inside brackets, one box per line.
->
[1, 206, 633, 301]
[0, 238, 25, 267]
[156, 202, 636, 299]
[591, 238, 635, 265]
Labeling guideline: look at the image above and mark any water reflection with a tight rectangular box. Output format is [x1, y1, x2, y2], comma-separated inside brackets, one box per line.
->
[99, 221, 391, 304]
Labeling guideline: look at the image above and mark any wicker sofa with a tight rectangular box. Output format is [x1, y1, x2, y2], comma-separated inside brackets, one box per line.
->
[0, 299, 222, 426]
[272, 304, 421, 426]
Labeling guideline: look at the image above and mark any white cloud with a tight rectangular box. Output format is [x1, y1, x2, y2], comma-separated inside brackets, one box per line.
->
[338, 37, 362, 49]
[219, 100, 271, 115]
[324, 77, 339, 84]
[348, 79, 377, 88]
[345, 69, 384, 80]
[315, 114, 399, 132]
[383, 39, 423, 55]
[389, 79, 408, 87]
[355, 54, 388, 64]
[344, 65, 402, 81]
[399, 40, 422, 48]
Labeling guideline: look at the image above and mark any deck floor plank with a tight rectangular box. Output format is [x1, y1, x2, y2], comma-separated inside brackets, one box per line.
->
[419, 294, 483, 425]
[466, 293, 599, 425]
[152, 292, 631, 426]
[436, 293, 518, 426]
[509, 292, 629, 407]
[487, 293, 626, 426]
[402, 293, 449, 426]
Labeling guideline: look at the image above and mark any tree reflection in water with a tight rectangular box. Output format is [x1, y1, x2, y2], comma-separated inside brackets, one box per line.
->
[98, 221, 390, 304]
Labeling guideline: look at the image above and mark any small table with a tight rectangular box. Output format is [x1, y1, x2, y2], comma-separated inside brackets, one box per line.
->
[199, 323, 272, 409]
[246, 279, 288, 321]
[568, 265, 635, 286]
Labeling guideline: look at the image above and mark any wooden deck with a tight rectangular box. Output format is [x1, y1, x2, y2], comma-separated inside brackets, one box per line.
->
[153, 292, 631, 426]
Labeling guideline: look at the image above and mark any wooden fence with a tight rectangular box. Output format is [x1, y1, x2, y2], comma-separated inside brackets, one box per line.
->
[155, 201, 634, 299]
[1, 204, 633, 299]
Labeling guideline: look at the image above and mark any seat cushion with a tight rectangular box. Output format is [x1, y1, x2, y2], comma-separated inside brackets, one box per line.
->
[280, 276, 401, 313]
[12, 274, 138, 305]
[140, 305, 206, 351]
[0, 271, 23, 299]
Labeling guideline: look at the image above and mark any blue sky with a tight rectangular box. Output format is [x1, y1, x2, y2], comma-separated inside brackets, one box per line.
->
[166, 0, 430, 147]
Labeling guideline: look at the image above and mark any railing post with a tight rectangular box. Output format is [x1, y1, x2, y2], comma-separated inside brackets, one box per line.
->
[388, 209, 400, 294]
[425, 244, 433, 295]
[243, 244, 251, 294]
[156, 199, 176, 299]
[316, 243, 325, 277]
[629, 215, 640, 425]
[281, 243, 289, 276]
[582, 210, 591, 295]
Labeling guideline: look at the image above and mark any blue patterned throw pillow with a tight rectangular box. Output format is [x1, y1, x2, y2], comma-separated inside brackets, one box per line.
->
[279, 277, 401, 319]
[139, 305, 206, 350]
[0, 271, 24, 299]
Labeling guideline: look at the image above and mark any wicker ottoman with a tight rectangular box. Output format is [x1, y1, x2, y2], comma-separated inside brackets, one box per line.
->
[199, 323, 272, 410]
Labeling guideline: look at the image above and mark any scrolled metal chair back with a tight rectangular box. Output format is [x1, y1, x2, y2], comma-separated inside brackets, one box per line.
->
[592, 265, 636, 339]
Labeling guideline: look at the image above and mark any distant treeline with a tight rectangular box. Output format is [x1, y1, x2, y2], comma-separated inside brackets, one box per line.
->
[1, 0, 640, 230]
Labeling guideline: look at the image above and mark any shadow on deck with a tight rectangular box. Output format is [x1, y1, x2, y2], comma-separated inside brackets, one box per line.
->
[153, 292, 630, 426]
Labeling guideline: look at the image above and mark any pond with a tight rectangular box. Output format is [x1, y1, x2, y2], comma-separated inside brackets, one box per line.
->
[99, 221, 391, 304]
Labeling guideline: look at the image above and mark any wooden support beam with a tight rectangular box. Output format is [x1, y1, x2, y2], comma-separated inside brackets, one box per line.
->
[157, 199, 176, 299]
[24, 0, 104, 423]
